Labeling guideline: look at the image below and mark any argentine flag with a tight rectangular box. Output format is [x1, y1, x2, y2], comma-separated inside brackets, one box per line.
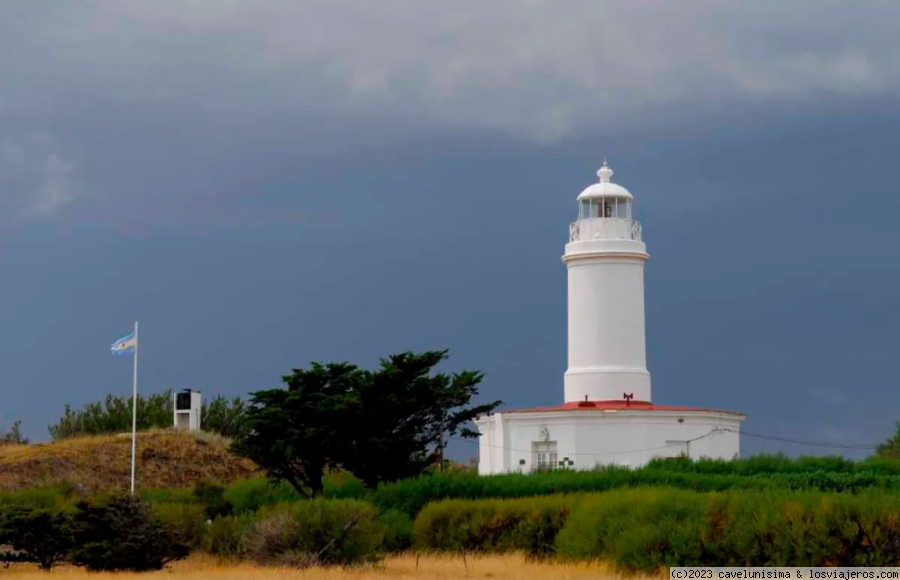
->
[111, 332, 137, 356]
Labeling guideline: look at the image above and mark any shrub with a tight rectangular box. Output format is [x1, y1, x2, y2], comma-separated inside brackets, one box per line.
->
[68, 495, 189, 571]
[555, 488, 900, 571]
[224, 477, 302, 514]
[414, 495, 579, 558]
[0, 487, 70, 511]
[0, 507, 74, 569]
[201, 395, 247, 439]
[48, 390, 247, 440]
[141, 487, 196, 504]
[380, 509, 414, 553]
[193, 482, 234, 520]
[323, 470, 370, 500]
[49, 391, 175, 440]
[203, 515, 250, 556]
[245, 499, 384, 567]
[372, 467, 900, 516]
[1, 419, 28, 445]
[152, 502, 207, 550]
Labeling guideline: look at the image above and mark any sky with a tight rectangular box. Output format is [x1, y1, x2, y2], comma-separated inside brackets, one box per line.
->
[1, 1, 899, 460]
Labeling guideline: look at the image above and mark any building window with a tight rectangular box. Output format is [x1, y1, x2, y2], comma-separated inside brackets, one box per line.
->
[532, 441, 558, 471]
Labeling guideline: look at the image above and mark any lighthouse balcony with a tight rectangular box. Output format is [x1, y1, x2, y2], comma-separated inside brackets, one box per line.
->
[569, 218, 642, 242]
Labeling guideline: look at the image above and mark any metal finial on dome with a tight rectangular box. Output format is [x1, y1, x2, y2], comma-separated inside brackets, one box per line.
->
[597, 160, 613, 183]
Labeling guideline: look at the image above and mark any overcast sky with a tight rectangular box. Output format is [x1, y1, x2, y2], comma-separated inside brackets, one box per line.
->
[2, 1, 899, 459]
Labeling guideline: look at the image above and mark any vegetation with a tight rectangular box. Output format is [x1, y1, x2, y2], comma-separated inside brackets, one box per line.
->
[48, 390, 247, 440]
[556, 487, 900, 570]
[0, 507, 74, 569]
[244, 499, 385, 567]
[1, 419, 29, 445]
[0, 430, 256, 493]
[370, 465, 900, 516]
[415, 495, 578, 558]
[11, 347, 900, 572]
[875, 422, 900, 460]
[232, 350, 501, 497]
[68, 495, 190, 571]
[0, 496, 188, 571]
[0, 553, 626, 579]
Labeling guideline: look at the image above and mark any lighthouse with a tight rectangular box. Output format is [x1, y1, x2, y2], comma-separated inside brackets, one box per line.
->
[564, 161, 651, 404]
[474, 162, 745, 475]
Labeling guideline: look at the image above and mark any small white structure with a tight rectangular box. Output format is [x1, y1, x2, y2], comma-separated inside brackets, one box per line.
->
[475, 162, 744, 474]
[174, 389, 202, 432]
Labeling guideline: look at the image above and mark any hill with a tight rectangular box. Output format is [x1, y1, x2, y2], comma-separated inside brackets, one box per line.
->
[0, 429, 257, 493]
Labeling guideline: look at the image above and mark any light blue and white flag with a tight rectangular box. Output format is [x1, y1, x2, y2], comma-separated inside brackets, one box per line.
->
[111, 332, 137, 356]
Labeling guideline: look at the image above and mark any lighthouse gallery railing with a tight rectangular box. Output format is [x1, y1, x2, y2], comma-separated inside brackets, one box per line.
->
[569, 218, 642, 243]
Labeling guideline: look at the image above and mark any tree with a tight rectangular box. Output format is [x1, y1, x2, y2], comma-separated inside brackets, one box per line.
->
[201, 395, 248, 439]
[875, 421, 900, 459]
[1, 419, 28, 445]
[232, 362, 360, 497]
[0, 508, 74, 570]
[48, 390, 247, 440]
[232, 350, 501, 495]
[342, 350, 501, 488]
[68, 495, 189, 572]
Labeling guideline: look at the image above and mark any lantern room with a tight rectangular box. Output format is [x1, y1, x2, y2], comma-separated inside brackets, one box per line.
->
[576, 161, 633, 220]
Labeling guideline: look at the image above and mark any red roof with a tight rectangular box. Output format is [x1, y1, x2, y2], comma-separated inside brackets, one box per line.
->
[504, 399, 744, 416]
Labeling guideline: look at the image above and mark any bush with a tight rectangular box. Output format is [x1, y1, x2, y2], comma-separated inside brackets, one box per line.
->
[68, 495, 189, 571]
[1, 419, 28, 445]
[152, 502, 207, 550]
[0, 507, 74, 569]
[414, 495, 579, 558]
[48, 389, 247, 440]
[372, 467, 900, 516]
[0, 487, 70, 511]
[245, 499, 385, 567]
[555, 488, 900, 571]
[203, 515, 250, 556]
[193, 482, 234, 520]
[49, 391, 175, 440]
[224, 477, 302, 514]
[201, 395, 247, 439]
[380, 509, 414, 553]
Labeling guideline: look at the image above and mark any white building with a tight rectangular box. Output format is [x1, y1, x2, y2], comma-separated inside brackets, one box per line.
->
[474, 162, 744, 474]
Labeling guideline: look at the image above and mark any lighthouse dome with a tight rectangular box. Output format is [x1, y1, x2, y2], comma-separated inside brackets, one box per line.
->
[577, 161, 633, 201]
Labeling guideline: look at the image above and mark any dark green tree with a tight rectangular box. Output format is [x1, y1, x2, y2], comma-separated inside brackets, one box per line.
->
[1, 419, 28, 445]
[48, 390, 247, 440]
[68, 495, 189, 572]
[0, 508, 74, 570]
[201, 395, 248, 439]
[875, 421, 900, 459]
[232, 350, 501, 495]
[232, 362, 359, 497]
[342, 350, 501, 488]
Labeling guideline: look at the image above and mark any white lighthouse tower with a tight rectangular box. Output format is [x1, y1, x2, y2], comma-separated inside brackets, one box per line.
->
[564, 161, 651, 404]
[474, 161, 745, 475]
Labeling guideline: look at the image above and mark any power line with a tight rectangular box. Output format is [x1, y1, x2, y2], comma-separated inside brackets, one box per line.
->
[717, 427, 878, 450]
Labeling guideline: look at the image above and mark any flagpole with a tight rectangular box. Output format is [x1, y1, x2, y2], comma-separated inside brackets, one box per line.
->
[130, 320, 139, 496]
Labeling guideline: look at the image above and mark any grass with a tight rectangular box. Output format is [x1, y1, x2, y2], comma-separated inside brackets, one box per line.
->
[0, 553, 658, 579]
[0, 429, 258, 492]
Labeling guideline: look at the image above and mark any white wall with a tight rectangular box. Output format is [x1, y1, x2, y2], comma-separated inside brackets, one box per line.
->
[563, 238, 651, 403]
[475, 411, 743, 475]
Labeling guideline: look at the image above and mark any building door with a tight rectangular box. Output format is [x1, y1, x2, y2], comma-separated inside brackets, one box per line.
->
[532, 441, 558, 471]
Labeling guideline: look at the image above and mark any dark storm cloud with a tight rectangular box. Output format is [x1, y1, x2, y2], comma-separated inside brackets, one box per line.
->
[2, 0, 899, 222]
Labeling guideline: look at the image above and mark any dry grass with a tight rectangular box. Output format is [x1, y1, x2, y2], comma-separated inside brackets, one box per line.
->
[0, 429, 257, 492]
[0, 553, 659, 579]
